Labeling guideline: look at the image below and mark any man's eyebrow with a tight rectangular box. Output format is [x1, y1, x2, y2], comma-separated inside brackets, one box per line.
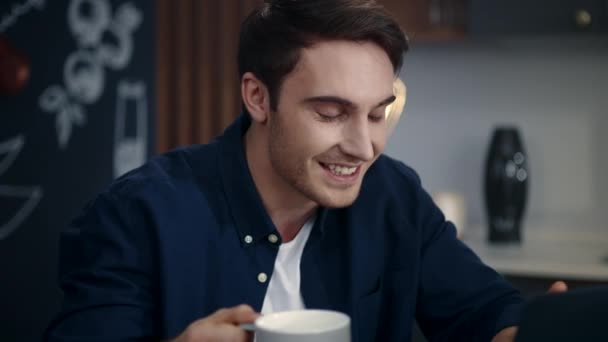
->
[377, 95, 396, 108]
[302, 96, 356, 109]
[302, 95, 396, 110]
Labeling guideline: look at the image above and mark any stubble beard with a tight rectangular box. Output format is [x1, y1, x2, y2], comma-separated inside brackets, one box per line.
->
[267, 111, 361, 208]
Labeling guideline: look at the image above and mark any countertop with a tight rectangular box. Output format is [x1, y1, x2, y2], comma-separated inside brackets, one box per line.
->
[462, 225, 608, 281]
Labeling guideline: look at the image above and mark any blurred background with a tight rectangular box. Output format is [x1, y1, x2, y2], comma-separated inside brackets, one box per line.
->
[0, 0, 607, 341]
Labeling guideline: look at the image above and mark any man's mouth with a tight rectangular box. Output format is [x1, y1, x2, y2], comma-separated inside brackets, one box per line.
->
[319, 162, 360, 177]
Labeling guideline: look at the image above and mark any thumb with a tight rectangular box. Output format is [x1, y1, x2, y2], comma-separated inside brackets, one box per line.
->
[547, 281, 568, 294]
[210, 304, 260, 324]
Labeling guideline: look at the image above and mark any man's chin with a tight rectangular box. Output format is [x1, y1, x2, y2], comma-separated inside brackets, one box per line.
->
[314, 189, 360, 208]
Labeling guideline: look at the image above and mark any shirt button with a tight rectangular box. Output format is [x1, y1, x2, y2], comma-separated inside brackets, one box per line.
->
[257, 272, 268, 283]
[244, 235, 253, 244]
[268, 234, 279, 244]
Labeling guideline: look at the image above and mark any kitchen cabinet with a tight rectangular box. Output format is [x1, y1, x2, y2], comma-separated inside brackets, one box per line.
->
[470, 0, 608, 35]
[378, 0, 467, 40]
[380, 0, 608, 41]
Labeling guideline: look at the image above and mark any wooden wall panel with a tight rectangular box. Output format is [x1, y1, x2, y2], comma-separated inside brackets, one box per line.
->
[156, 0, 172, 153]
[156, 0, 262, 153]
[176, 0, 195, 146]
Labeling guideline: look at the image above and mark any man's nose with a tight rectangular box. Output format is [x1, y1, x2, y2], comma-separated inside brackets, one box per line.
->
[340, 117, 375, 161]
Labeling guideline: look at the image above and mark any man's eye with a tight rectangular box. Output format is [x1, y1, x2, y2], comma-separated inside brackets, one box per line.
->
[316, 112, 341, 122]
[317, 111, 341, 118]
[315, 107, 343, 121]
[369, 112, 385, 123]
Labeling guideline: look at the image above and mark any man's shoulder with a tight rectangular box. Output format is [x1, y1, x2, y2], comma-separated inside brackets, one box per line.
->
[69, 142, 226, 247]
[356, 154, 424, 210]
[107, 142, 221, 199]
[367, 154, 421, 189]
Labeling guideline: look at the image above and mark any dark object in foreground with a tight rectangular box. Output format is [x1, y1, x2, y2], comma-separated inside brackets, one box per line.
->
[516, 286, 608, 341]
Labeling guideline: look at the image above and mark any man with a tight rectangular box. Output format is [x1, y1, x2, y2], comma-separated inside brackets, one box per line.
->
[45, 1, 566, 341]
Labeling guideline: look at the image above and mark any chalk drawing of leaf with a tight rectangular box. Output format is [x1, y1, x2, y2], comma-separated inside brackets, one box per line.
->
[0, 136, 44, 240]
[0, 185, 43, 240]
[0, 135, 24, 176]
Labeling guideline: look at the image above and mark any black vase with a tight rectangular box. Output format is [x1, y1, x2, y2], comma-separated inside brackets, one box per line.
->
[484, 126, 529, 243]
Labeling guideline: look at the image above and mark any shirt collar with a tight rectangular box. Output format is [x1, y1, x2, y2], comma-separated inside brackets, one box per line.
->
[218, 114, 329, 245]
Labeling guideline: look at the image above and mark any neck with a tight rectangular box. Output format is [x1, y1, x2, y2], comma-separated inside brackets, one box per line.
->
[244, 125, 317, 242]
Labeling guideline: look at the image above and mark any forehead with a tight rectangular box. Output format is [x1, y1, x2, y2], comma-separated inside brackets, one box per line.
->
[283, 40, 395, 104]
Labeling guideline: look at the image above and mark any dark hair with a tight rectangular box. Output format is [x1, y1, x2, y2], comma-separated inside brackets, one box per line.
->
[237, 0, 409, 111]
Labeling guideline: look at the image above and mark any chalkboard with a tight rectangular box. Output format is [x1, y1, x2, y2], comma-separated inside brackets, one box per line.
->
[0, 1, 155, 340]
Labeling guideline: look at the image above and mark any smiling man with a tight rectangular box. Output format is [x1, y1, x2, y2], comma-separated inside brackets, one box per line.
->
[46, 1, 542, 341]
[243, 39, 396, 243]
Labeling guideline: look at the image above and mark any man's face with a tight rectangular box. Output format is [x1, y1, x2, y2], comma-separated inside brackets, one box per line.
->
[266, 40, 396, 208]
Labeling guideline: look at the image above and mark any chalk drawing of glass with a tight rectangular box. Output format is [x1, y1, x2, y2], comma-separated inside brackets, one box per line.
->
[0, 136, 43, 240]
[113, 80, 147, 178]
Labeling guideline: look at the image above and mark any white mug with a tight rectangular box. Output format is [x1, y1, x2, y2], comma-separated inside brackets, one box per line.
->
[254, 309, 351, 342]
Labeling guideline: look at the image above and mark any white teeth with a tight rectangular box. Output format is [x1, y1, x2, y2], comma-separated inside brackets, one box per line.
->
[326, 164, 357, 176]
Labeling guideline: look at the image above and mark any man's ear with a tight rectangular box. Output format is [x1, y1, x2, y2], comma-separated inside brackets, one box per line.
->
[241, 72, 270, 124]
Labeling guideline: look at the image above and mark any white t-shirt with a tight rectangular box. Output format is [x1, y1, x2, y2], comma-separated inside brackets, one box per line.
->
[260, 216, 315, 314]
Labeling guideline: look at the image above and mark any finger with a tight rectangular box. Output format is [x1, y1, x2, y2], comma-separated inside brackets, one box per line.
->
[209, 304, 260, 324]
[491, 326, 518, 342]
[192, 322, 250, 342]
[213, 323, 251, 341]
[547, 280, 568, 294]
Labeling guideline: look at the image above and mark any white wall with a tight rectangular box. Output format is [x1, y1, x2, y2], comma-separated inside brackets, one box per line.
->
[385, 37, 608, 230]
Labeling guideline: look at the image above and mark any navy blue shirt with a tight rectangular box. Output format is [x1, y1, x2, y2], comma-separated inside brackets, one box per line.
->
[46, 114, 524, 341]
